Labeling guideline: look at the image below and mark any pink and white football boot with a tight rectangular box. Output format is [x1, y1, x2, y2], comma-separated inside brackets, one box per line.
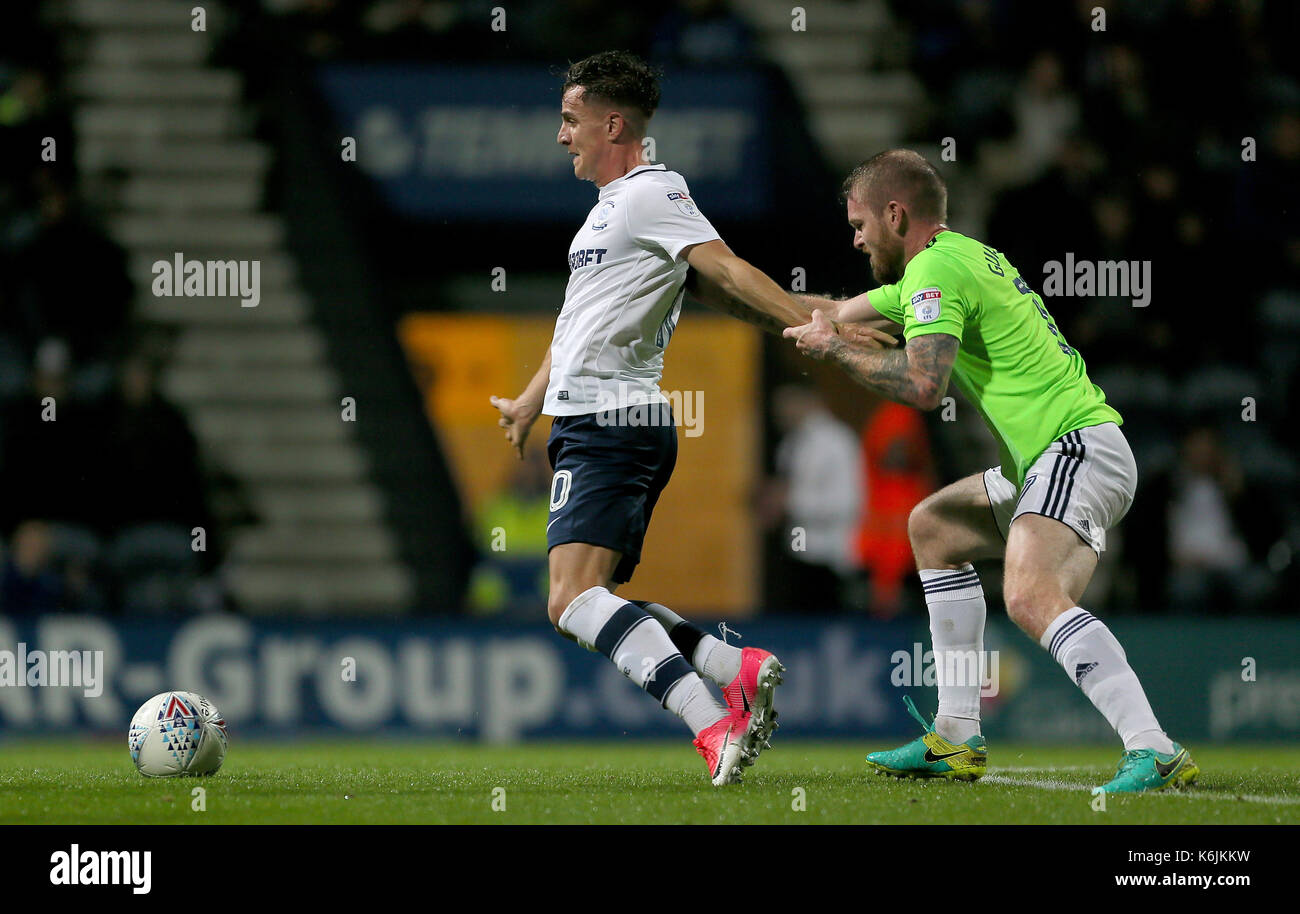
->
[723, 647, 785, 764]
[693, 709, 752, 786]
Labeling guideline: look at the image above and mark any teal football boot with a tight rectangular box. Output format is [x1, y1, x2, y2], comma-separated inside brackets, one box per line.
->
[1091, 743, 1199, 795]
[865, 696, 988, 781]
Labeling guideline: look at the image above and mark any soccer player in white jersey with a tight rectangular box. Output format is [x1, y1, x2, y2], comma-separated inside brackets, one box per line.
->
[490, 52, 870, 785]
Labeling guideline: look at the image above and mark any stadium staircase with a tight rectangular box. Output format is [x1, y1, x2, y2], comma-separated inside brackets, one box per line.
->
[733, 0, 924, 174]
[54, 0, 417, 612]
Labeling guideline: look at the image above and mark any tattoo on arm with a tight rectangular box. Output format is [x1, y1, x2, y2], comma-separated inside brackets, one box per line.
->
[828, 333, 958, 409]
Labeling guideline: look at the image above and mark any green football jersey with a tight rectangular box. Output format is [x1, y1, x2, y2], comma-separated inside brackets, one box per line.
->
[866, 230, 1122, 487]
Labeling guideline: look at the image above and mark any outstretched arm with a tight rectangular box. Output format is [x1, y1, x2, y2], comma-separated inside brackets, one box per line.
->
[785, 311, 957, 411]
[684, 240, 899, 350]
[684, 240, 808, 334]
[795, 292, 902, 333]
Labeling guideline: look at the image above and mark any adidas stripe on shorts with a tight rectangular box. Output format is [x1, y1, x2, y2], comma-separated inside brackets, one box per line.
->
[982, 422, 1136, 554]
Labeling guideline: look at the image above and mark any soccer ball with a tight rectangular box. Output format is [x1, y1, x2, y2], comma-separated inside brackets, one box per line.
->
[128, 691, 228, 777]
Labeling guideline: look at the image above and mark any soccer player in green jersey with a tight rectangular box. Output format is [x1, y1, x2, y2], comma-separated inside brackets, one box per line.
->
[784, 149, 1197, 794]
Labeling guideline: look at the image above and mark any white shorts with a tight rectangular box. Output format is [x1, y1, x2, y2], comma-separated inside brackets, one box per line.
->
[982, 422, 1136, 554]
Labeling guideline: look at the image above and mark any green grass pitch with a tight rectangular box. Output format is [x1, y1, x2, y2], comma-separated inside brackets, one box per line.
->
[1, 739, 1297, 825]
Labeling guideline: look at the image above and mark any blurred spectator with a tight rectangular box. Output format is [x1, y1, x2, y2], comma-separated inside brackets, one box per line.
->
[0, 520, 63, 616]
[853, 403, 935, 618]
[1081, 43, 1150, 166]
[0, 344, 222, 615]
[100, 351, 221, 614]
[1011, 50, 1079, 184]
[760, 385, 861, 613]
[1128, 426, 1275, 614]
[1168, 429, 1246, 560]
[1164, 427, 1272, 613]
[468, 446, 551, 615]
[8, 180, 132, 395]
[99, 353, 211, 535]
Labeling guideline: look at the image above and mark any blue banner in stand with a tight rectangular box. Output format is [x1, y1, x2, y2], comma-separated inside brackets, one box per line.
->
[316, 64, 773, 221]
[0, 615, 1296, 742]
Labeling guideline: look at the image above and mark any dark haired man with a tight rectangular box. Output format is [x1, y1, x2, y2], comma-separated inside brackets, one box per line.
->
[785, 149, 1197, 795]
[490, 52, 875, 784]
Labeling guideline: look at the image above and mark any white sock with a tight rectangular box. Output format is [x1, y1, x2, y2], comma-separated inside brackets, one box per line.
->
[1040, 607, 1175, 754]
[635, 600, 742, 688]
[664, 675, 730, 734]
[920, 565, 986, 743]
[558, 587, 727, 734]
[695, 634, 742, 688]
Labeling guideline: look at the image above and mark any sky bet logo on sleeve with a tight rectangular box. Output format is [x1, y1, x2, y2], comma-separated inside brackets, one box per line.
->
[911, 287, 942, 323]
[667, 191, 699, 216]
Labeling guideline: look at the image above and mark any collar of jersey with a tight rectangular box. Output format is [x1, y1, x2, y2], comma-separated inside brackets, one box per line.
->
[600, 163, 667, 196]
[925, 227, 953, 249]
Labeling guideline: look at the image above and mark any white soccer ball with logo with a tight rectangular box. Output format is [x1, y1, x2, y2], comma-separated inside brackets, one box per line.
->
[128, 691, 228, 777]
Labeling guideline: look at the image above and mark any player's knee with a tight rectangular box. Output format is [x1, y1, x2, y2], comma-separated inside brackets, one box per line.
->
[907, 499, 944, 562]
[907, 500, 932, 545]
[546, 580, 604, 627]
[1002, 579, 1061, 634]
[1002, 583, 1035, 629]
[546, 587, 576, 627]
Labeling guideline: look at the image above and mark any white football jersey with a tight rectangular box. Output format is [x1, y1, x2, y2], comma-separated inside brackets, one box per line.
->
[544, 163, 721, 416]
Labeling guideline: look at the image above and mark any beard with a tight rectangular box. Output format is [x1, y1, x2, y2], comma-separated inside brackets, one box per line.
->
[869, 251, 904, 285]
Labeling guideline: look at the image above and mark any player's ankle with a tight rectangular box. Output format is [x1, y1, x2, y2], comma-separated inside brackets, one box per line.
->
[1126, 729, 1176, 756]
[935, 714, 981, 744]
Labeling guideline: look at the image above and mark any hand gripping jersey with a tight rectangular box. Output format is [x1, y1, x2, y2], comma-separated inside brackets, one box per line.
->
[867, 231, 1122, 487]
[545, 164, 721, 416]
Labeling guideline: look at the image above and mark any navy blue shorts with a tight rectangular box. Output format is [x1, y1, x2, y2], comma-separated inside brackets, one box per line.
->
[545, 404, 677, 584]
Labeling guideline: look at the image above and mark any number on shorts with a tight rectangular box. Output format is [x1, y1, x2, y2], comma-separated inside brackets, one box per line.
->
[549, 470, 573, 511]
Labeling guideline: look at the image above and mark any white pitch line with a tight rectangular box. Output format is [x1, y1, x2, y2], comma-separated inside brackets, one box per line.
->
[984, 774, 1084, 791]
[984, 774, 1300, 806]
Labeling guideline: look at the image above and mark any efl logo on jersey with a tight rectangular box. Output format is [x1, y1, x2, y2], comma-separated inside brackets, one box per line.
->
[911, 287, 942, 323]
[666, 192, 699, 217]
